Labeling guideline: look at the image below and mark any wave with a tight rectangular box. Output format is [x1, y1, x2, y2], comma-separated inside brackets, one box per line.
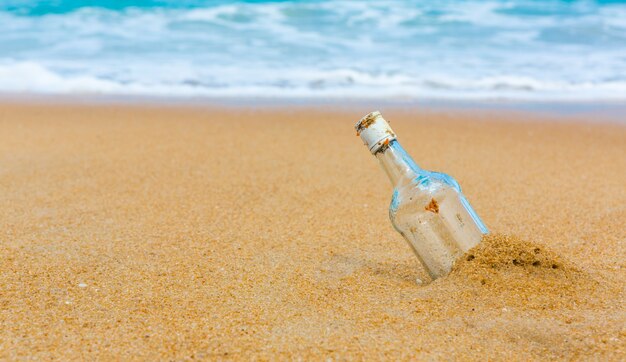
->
[0, 1, 625, 100]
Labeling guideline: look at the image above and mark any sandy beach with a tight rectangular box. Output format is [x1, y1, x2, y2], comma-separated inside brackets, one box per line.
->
[0, 102, 624, 360]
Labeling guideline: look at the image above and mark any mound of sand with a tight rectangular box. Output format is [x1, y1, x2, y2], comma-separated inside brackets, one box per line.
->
[411, 233, 607, 325]
[457, 233, 567, 272]
[437, 234, 599, 310]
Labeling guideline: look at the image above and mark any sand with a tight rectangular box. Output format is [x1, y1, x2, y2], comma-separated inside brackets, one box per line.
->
[0, 103, 624, 360]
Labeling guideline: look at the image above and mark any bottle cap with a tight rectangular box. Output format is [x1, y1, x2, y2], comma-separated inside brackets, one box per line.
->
[355, 111, 397, 154]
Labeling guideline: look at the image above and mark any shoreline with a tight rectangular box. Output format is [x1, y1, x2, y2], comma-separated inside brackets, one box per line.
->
[1, 93, 625, 124]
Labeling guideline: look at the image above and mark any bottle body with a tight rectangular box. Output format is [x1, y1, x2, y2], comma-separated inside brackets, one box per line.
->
[388, 168, 487, 279]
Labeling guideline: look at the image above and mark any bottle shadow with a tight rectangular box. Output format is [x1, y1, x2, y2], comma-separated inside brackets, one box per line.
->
[320, 253, 429, 285]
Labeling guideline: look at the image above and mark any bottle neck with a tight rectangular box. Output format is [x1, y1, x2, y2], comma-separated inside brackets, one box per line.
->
[375, 140, 422, 186]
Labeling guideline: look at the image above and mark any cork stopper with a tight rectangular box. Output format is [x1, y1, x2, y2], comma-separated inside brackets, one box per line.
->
[355, 111, 396, 154]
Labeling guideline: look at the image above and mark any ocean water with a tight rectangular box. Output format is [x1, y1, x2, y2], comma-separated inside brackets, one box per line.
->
[1, 0, 625, 100]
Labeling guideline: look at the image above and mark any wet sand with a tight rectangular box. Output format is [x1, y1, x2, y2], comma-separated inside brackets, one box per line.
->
[0, 103, 624, 360]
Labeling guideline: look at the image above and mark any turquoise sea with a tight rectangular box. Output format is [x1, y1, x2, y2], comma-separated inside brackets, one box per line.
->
[1, 0, 625, 100]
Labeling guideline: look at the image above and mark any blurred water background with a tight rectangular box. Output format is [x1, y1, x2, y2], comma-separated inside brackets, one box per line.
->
[1, 0, 625, 101]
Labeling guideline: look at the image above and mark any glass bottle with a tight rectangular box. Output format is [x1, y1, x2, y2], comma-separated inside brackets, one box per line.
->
[356, 111, 488, 280]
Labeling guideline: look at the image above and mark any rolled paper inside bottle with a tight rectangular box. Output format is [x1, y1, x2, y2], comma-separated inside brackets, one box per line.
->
[355, 111, 397, 154]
